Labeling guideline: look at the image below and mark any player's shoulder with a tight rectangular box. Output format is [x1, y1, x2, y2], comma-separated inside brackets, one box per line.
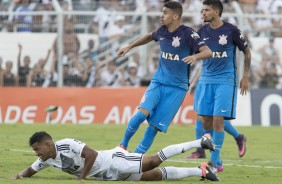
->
[179, 24, 196, 33]
[55, 138, 76, 146]
[198, 24, 209, 32]
[223, 21, 240, 32]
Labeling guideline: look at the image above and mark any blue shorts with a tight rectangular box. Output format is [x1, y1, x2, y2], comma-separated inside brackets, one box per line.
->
[196, 83, 237, 120]
[139, 82, 187, 132]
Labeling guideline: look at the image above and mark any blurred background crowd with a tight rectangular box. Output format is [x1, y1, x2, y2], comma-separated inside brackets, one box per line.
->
[0, 0, 281, 88]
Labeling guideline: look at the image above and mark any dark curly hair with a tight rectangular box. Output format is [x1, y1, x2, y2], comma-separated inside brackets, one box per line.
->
[29, 131, 52, 146]
[203, 0, 224, 17]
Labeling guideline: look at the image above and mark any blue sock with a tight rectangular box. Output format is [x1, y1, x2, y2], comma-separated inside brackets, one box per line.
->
[224, 120, 240, 139]
[120, 111, 147, 148]
[134, 126, 158, 153]
[195, 120, 204, 139]
[210, 131, 225, 168]
[204, 129, 214, 137]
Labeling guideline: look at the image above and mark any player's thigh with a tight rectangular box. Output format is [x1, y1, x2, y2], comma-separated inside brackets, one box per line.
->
[112, 148, 144, 174]
[139, 82, 162, 116]
[149, 86, 187, 132]
[140, 168, 162, 181]
[214, 85, 237, 119]
[197, 84, 215, 116]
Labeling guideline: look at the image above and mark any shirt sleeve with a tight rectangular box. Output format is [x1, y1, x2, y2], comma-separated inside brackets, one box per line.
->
[187, 28, 206, 53]
[232, 26, 248, 51]
[152, 27, 161, 42]
[31, 158, 49, 172]
[67, 139, 86, 157]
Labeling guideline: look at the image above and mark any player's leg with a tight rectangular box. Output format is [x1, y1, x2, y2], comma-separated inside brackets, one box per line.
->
[210, 115, 225, 170]
[139, 163, 219, 181]
[120, 83, 161, 149]
[134, 125, 158, 153]
[210, 84, 237, 170]
[224, 120, 247, 157]
[134, 86, 187, 153]
[119, 109, 148, 149]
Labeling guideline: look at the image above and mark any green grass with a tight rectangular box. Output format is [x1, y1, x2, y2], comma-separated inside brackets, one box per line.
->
[0, 124, 281, 184]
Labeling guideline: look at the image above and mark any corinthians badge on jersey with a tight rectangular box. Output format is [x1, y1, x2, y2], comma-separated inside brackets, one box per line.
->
[219, 35, 228, 45]
[172, 36, 181, 47]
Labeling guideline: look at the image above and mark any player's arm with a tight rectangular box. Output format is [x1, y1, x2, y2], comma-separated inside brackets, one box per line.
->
[78, 145, 98, 180]
[183, 45, 212, 65]
[240, 47, 251, 95]
[12, 166, 37, 180]
[117, 33, 153, 56]
[188, 65, 202, 94]
[17, 43, 22, 75]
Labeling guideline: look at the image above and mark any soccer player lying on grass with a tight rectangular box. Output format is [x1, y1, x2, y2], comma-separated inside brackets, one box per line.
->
[13, 131, 219, 181]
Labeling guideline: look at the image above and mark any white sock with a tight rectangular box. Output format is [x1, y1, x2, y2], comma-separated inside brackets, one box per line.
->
[160, 167, 202, 180]
[158, 139, 201, 161]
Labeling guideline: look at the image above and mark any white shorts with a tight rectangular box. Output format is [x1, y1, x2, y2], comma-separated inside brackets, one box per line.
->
[100, 147, 144, 181]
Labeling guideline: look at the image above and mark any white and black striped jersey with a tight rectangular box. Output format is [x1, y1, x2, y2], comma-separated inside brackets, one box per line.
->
[30, 139, 143, 180]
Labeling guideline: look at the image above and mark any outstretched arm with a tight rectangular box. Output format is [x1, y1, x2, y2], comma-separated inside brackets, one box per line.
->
[240, 47, 251, 95]
[182, 45, 212, 65]
[78, 145, 98, 180]
[117, 33, 153, 56]
[12, 167, 37, 180]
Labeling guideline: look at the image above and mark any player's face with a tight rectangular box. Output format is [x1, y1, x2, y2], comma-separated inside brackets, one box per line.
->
[31, 141, 52, 161]
[201, 5, 216, 23]
[161, 7, 178, 26]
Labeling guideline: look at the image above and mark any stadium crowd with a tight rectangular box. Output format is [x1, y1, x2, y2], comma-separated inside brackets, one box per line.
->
[0, 0, 281, 88]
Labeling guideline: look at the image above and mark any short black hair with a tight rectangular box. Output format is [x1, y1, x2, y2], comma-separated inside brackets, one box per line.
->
[29, 131, 52, 146]
[164, 1, 183, 17]
[203, 0, 224, 17]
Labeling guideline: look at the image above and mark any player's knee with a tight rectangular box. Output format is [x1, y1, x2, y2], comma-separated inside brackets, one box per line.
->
[149, 156, 162, 168]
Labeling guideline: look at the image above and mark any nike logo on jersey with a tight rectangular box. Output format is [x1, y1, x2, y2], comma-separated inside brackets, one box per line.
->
[159, 122, 166, 126]
[221, 109, 229, 113]
[160, 37, 164, 40]
[203, 38, 209, 41]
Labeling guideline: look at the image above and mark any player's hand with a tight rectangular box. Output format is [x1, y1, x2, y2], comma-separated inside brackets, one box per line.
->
[182, 55, 198, 65]
[12, 174, 23, 180]
[240, 76, 249, 95]
[188, 83, 196, 94]
[117, 46, 131, 57]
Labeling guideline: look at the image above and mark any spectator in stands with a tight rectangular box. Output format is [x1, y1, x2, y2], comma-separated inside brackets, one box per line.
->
[121, 61, 141, 87]
[98, 60, 122, 87]
[128, 52, 144, 78]
[53, 21, 80, 57]
[0, 60, 17, 86]
[81, 56, 97, 87]
[65, 52, 83, 86]
[256, 56, 280, 88]
[105, 15, 127, 40]
[79, 39, 98, 61]
[26, 48, 51, 87]
[272, 6, 282, 37]
[32, 1, 55, 32]
[14, 0, 37, 32]
[17, 43, 31, 86]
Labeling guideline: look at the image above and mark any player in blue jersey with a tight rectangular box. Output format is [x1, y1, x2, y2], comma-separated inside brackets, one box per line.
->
[186, 63, 247, 168]
[117, 1, 212, 154]
[196, 0, 251, 171]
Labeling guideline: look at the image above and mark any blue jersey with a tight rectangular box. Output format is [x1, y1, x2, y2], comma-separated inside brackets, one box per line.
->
[152, 25, 206, 90]
[198, 21, 248, 86]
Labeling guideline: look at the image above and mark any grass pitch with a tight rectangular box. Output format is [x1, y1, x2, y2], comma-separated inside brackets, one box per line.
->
[0, 124, 281, 184]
